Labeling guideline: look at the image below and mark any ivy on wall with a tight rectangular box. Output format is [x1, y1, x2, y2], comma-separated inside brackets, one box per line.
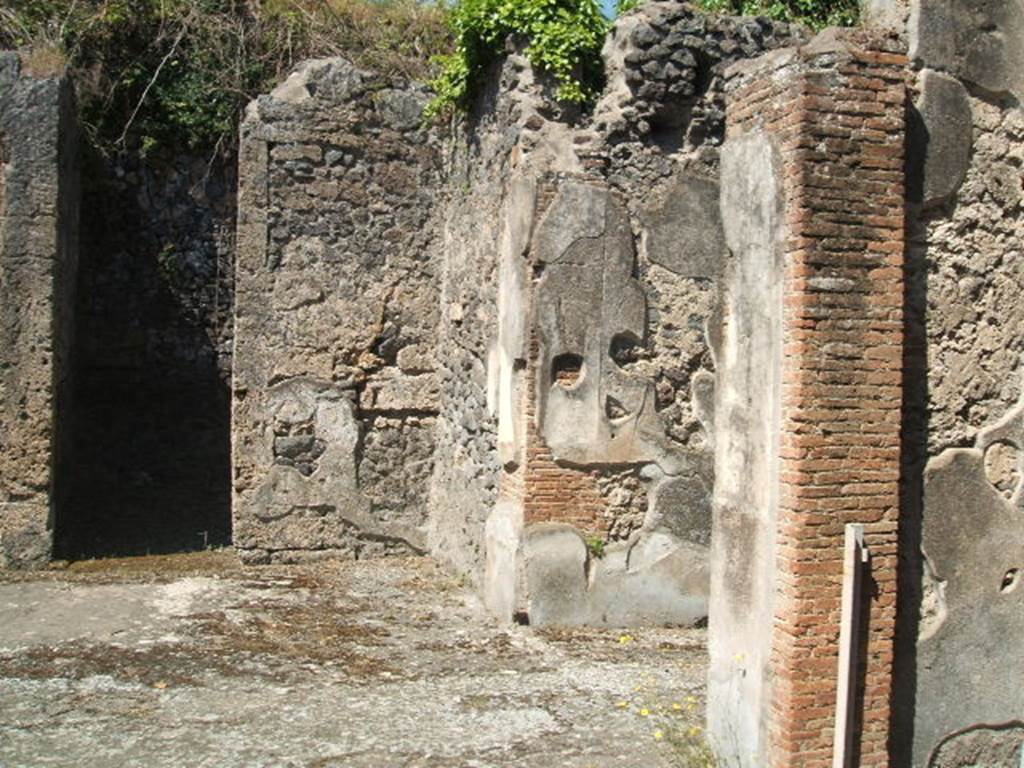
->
[426, 0, 609, 117]
[690, 0, 859, 28]
[427, 0, 858, 117]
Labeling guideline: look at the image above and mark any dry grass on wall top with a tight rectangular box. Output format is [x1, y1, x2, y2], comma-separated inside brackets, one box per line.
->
[0, 0, 452, 155]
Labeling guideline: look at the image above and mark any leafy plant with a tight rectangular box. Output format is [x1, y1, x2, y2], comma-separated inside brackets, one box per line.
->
[619, 679, 716, 768]
[691, 0, 859, 28]
[427, 0, 609, 117]
[586, 536, 606, 559]
[0, 0, 452, 154]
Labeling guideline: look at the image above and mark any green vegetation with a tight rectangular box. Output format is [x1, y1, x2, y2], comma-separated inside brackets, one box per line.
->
[426, 0, 609, 117]
[690, 0, 858, 28]
[586, 536, 606, 559]
[0, 0, 451, 154]
[617, 678, 716, 767]
[0, 0, 858, 152]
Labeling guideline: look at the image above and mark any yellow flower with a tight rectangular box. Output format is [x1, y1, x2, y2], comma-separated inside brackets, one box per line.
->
[640, 708, 650, 717]
[686, 695, 697, 704]
[654, 730, 664, 741]
[672, 703, 682, 711]
[689, 726, 702, 738]
[616, 700, 630, 708]
[618, 634, 633, 645]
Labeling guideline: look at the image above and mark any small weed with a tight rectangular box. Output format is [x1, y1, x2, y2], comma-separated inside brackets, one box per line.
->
[586, 536, 606, 559]
[620, 675, 717, 767]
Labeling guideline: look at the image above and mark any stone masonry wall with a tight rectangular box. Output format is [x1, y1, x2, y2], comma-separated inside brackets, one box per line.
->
[0, 53, 78, 569]
[710, 31, 907, 767]
[221, 3, 804, 590]
[233, 59, 443, 564]
[421, 7, 802, 632]
[865, 1, 1024, 765]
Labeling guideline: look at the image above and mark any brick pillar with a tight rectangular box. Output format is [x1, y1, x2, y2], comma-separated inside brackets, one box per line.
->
[708, 32, 907, 767]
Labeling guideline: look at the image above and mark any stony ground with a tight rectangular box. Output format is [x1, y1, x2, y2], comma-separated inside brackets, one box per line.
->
[0, 553, 710, 768]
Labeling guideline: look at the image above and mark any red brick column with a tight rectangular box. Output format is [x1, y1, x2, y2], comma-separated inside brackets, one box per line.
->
[722, 33, 907, 766]
[520, 335, 608, 534]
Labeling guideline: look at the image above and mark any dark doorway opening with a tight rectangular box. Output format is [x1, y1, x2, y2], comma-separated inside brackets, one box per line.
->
[54, 148, 235, 560]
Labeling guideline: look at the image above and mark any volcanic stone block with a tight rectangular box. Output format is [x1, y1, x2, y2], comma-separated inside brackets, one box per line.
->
[0, 53, 78, 569]
[232, 58, 442, 563]
[912, 69, 973, 206]
[639, 174, 726, 279]
[910, 0, 1024, 102]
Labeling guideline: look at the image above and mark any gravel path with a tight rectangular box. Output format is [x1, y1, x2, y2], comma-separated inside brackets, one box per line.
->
[0, 553, 709, 768]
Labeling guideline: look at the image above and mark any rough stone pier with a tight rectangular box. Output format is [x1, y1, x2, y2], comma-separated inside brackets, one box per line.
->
[0, 52, 78, 570]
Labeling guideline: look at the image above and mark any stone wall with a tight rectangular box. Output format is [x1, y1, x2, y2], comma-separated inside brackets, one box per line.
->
[233, 59, 443, 564]
[398, 5, 798, 626]
[2, 6, 1021, 765]
[869, 1, 1024, 765]
[0, 53, 79, 568]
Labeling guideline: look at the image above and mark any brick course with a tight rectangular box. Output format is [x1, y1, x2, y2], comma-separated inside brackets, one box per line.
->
[723, 33, 907, 766]
[521, 335, 608, 535]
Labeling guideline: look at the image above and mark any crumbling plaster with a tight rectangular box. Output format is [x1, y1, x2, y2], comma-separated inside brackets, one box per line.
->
[225, 1, 809, 626]
[232, 59, 444, 563]
[871, 0, 1024, 764]
[707, 128, 784, 768]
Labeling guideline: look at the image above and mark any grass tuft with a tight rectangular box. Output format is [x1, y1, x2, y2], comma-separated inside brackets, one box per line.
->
[0, 0, 452, 155]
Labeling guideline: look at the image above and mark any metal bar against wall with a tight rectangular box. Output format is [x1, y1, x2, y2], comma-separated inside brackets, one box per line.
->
[834, 523, 869, 768]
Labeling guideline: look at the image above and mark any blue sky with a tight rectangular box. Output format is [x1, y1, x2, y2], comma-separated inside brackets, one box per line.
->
[601, 0, 617, 18]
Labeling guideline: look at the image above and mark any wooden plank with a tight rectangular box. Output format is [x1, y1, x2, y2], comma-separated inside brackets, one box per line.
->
[834, 523, 868, 768]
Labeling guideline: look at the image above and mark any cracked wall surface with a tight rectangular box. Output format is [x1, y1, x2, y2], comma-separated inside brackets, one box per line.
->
[232, 59, 443, 564]
[875, 1, 1024, 765]
[433, 4, 803, 627]
[0, 53, 78, 569]
[226, 4, 807, 625]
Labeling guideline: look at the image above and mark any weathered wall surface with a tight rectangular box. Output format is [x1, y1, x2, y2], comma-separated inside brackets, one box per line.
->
[0, 53, 78, 568]
[58, 149, 235, 558]
[879, 1, 1024, 765]
[707, 128, 784, 766]
[708, 33, 908, 767]
[425, 54, 537, 582]
[423, 4, 805, 627]
[233, 59, 443, 563]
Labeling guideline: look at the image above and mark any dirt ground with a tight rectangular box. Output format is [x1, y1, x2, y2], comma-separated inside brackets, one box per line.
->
[0, 552, 710, 768]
